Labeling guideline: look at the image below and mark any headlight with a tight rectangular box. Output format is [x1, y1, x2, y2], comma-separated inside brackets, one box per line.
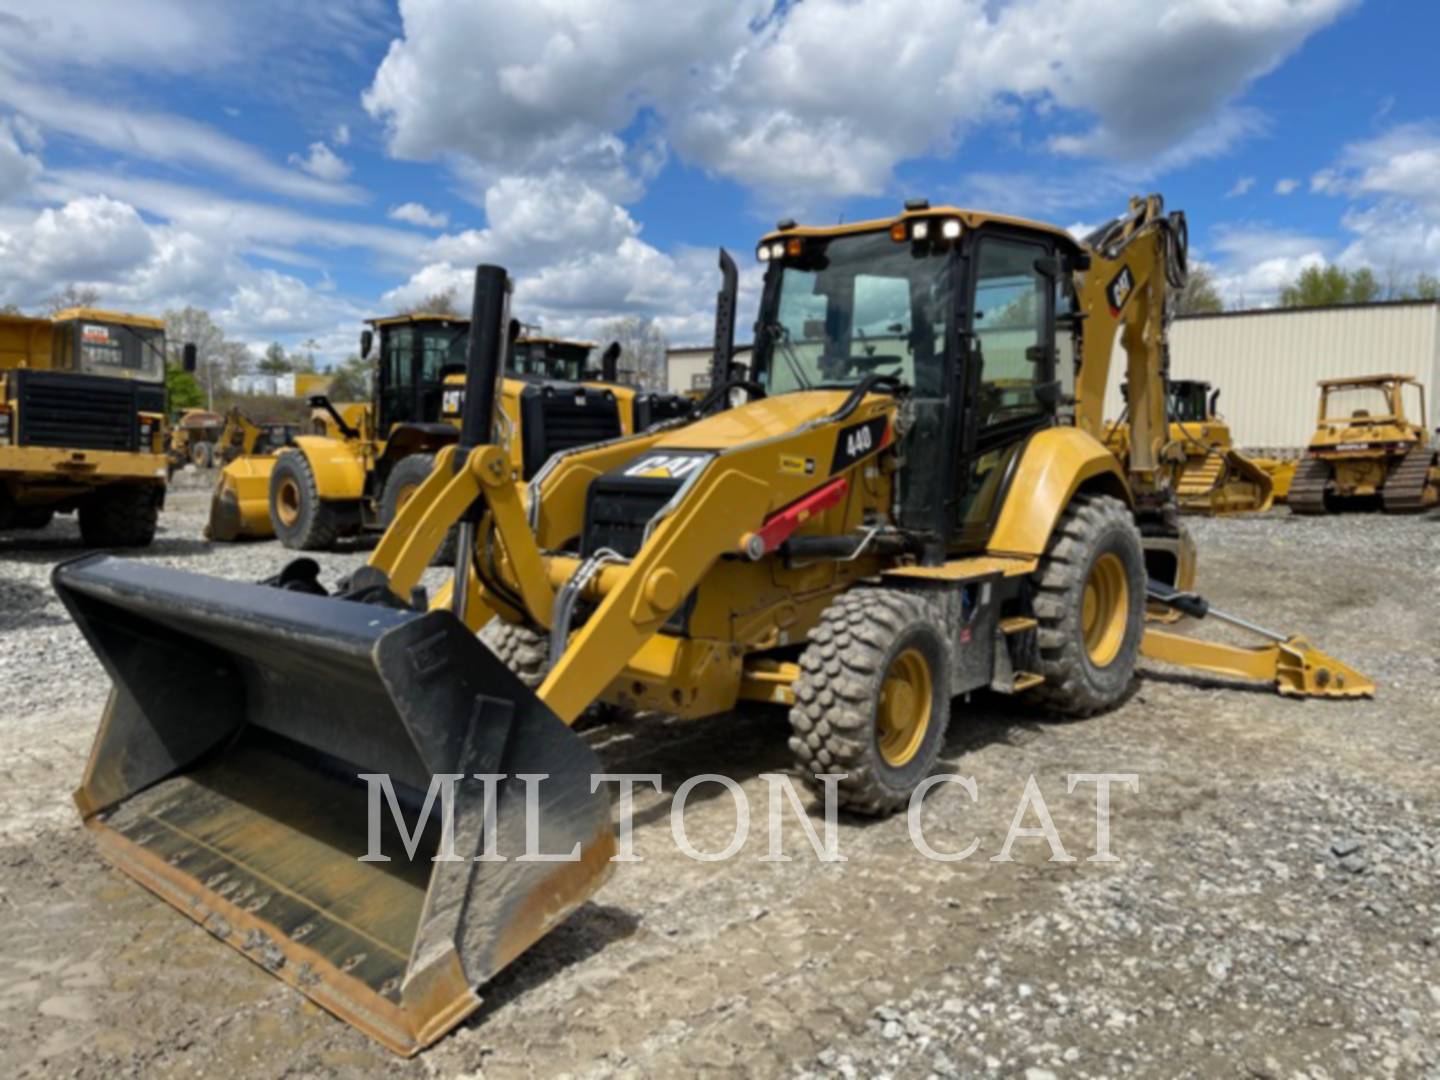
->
[941, 219, 962, 240]
[911, 220, 930, 241]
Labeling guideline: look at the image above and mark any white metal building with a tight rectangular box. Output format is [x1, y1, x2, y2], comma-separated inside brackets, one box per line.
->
[665, 345, 753, 394]
[1105, 300, 1440, 450]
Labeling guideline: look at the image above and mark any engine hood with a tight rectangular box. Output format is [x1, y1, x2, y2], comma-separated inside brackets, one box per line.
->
[649, 390, 853, 450]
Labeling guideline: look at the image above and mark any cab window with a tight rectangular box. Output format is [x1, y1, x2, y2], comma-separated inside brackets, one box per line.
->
[972, 237, 1050, 427]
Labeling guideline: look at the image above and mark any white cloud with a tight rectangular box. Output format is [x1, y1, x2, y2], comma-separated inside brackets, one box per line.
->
[332, 122, 351, 146]
[289, 141, 352, 182]
[1274, 177, 1299, 195]
[1309, 125, 1440, 280]
[0, 0, 239, 73]
[0, 116, 42, 202]
[0, 75, 363, 204]
[388, 201, 449, 228]
[1226, 176, 1256, 198]
[365, 0, 1353, 200]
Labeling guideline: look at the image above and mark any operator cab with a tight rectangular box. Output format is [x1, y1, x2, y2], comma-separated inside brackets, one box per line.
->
[365, 313, 469, 430]
[1167, 379, 1214, 424]
[749, 207, 1080, 553]
[49, 308, 167, 384]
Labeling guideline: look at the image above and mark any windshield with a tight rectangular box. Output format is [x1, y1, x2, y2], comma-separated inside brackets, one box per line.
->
[419, 325, 468, 381]
[755, 229, 954, 396]
[1323, 385, 1393, 422]
[66, 321, 166, 383]
[509, 340, 591, 382]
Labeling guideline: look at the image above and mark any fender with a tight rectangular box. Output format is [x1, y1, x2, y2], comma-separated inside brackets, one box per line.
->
[291, 435, 368, 501]
[988, 427, 1132, 557]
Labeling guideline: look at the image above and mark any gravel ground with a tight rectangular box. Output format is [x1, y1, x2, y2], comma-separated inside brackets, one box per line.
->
[0, 475, 1436, 1078]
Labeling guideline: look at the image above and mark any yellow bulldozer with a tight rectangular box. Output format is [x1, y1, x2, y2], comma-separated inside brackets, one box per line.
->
[1289, 373, 1439, 514]
[1, 308, 184, 545]
[55, 195, 1372, 1055]
[1104, 378, 1278, 514]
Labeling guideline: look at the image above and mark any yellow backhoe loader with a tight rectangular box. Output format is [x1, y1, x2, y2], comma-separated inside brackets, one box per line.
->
[55, 196, 1372, 1055]
[1289, 373, 1439, 514]
[1, 309, 185, 545]
[1104, 378, 1277, 514]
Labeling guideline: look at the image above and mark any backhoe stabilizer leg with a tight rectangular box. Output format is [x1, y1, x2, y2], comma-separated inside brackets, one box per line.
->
[1140, 580, 1374, 698]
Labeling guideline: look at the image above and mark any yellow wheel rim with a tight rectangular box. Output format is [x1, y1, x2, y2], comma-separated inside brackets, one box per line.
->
[1081, 552, 1129, 667]
[275, 477, 301, 527]
[877, 647, 933, 767]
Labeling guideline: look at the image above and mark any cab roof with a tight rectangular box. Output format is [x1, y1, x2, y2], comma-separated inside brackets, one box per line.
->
[1318, 373, 1416, 388]
[52, 307, 166, 330]
[366, 312, 470, 327]
[516, 336, 596, 349]
[760, 204, 1081, 252]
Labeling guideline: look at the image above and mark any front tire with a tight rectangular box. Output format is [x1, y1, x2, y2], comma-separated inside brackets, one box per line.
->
[78, 485, 158, 548]
[379, 453, 456, 565]
[788, 588, 950, 816]
[269, 451, 338, 550]
[1030, 494, 1145, 716]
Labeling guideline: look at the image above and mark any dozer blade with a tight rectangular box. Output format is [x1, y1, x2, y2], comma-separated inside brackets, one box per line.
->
[53, 555, 615, 1055]
[206, 455, 277, 541]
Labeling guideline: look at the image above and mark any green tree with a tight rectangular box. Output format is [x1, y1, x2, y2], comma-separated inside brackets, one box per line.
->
[166, 368, 205, 411]
[1279, 264, 1391, 308]
[1348, 266, 1380, 303]
[1176, 264, 1224, 315]
[257, 342, 292, 375]
[1406, 273, 1440, 301]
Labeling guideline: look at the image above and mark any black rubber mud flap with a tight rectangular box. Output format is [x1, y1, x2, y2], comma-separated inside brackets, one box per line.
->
[52, 554, 615, 1055]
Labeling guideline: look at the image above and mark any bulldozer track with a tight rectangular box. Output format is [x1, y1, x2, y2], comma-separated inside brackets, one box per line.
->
[1287, 457, 1330, 515]
[1381, 444, 1440, 514]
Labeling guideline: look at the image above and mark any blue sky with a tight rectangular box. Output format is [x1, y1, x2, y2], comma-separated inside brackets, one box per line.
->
[0, 0, 1436, 365]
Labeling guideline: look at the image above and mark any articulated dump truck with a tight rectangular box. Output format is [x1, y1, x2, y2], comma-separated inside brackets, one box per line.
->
[53, 197, 1374, 1054]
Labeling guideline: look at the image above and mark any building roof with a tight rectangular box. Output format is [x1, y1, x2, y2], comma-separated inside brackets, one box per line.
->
[1177, 298, 1440, 322]
[1317, 373, 1417, 387]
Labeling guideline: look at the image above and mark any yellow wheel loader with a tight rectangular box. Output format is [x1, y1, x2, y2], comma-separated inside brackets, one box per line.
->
[1104, 378, 1276, 514]
[441, 333, 695, 478]
[1, 308, 185, 545]
[1289, 374, 1440, 514]
[55, 197, 1373, 1055]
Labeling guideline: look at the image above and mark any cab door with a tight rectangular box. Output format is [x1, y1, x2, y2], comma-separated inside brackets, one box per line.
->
[951, 231, 1059, 550]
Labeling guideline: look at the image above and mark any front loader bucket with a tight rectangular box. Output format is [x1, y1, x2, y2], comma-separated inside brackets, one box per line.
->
[206, 455, 277, 541]
[53, 555, 615, 1055]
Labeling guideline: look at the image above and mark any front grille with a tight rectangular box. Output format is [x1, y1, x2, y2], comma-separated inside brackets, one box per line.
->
[14, 369, 150, 452]
[518, 384, 623, 478]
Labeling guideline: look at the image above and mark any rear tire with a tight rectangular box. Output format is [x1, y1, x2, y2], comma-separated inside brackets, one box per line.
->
[379, 453, 456, 565]
[788, 588, 950, 817]
[191, 441, 214, 469]
[1030, 494, 1145, 716]
[13, 507, 54, 530]
[78, 485, 158, 548]
[269, 451, 338, 551]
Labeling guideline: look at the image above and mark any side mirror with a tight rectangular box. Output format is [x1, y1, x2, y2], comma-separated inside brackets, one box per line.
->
[359, 329, 373, 359]
[182, 342, 197, 373]
[1033, 256, 1061, 279]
